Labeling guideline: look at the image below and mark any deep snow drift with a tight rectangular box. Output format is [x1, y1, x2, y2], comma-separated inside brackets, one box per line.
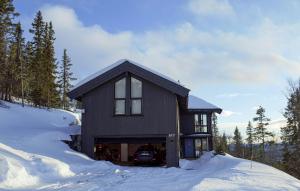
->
[1, 102, 300, 191]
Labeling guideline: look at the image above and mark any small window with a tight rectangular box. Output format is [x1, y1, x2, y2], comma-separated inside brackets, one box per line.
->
[115, 100, 125, 115]
[114, 78, 126, 115]
[131, 99, 141, 114]
[130, 77, 142, 115]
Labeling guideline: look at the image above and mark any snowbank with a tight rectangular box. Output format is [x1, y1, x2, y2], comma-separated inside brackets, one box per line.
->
[0, 102, 86, 189]
[1, 102, 300, 191]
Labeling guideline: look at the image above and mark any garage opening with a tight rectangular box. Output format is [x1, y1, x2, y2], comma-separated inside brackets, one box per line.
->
[94, 137, 166, 166]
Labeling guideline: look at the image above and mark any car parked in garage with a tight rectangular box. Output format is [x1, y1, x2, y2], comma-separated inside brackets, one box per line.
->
[133, 145, 165, 165]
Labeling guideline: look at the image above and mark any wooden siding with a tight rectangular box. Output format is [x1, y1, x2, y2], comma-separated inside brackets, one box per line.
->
[81, 73, 179, 166]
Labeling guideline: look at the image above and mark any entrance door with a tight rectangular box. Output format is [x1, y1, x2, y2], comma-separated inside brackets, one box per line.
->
[184, 139, 194, 158]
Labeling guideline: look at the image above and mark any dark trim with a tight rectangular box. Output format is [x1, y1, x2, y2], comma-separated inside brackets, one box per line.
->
[93, 134, 168, 138]
[188, 108, 222, 114]
[95, 137, 166, 144]
[181, 133, 211, 138]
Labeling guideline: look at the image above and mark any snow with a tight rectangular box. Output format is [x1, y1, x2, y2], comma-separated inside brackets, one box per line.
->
[188, 95, 221, 110]
[1, 102, 300, 191]
[71, 59, 183, 91]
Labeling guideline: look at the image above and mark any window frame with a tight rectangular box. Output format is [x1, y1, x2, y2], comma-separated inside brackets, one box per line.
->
[114, 77, 127, 116]
[130, 76, 143, 115]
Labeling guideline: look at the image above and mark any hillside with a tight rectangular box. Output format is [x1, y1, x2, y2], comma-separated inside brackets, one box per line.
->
[1, 102, 300, 191]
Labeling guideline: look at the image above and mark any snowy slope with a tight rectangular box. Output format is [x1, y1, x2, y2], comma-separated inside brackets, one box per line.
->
[1, 102, 300, 191]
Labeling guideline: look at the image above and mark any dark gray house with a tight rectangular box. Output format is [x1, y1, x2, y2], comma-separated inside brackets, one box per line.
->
[68, 59, 222, 167]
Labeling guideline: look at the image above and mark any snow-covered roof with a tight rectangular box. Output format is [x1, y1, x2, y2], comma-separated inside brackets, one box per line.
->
[188, 95, 222, 113]
[71, 59, 182, 91]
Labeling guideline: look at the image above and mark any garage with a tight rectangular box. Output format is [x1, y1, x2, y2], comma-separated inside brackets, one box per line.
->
[94, 137, 166, 165]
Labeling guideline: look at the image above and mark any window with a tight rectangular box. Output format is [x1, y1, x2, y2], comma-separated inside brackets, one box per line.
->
[200, 114, 207, 132]
[195, 139, 202, 157]
[194, 114, 208, 133]
[202, 138, 208, 151]
[195, 138, 208, 158]
[114, 78, 126, 115]
[130, 77, 142, 114]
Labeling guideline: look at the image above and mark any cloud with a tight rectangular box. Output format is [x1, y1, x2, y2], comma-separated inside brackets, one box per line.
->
[216, 93, 255, 98]
[218, 110, 241, 117]
[37, 5, 300, 90]
[187, 0, 235, 17]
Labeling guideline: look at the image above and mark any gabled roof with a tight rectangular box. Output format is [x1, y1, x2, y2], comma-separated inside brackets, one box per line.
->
[68, 59, 190, 100]
[188, 95, 222, 113]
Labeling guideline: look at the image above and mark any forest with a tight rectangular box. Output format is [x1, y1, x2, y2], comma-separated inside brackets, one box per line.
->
[0, 0, 76, 110]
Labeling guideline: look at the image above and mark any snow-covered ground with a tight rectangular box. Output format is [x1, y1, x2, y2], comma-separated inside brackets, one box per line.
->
[1, 102, 300, 191]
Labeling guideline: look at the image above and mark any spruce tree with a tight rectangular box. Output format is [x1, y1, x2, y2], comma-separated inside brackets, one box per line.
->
[42, 21, 59, 108]
[221, 133, 228, 153]
[233, 126, 243, 158]
[212, 113, 220, 150]
[29, 10, 45, 106]
[215, 132, 228, 155]
[58, 49, 76, 110]
[246, 121, 254, 159]
[8, 22, 26, 105]
[253, 106, 274, 161]
[281, 79, 300, 178]
[23, 41, 34, 103]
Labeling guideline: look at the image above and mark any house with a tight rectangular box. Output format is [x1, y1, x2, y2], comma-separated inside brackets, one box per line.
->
[68, 59, 222, 167]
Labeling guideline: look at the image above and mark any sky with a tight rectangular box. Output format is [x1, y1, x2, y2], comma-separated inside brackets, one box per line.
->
[14, 0, 300, 138]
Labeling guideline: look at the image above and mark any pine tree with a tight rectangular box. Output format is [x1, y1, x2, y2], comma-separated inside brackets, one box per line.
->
[0, 0, 19, 101]
[253, 106, 274, 161]
[233, 126, 243, 158]
[246, 121, 254, 159]
[58, 49, 76, 110]
[281, 79, 300, 178]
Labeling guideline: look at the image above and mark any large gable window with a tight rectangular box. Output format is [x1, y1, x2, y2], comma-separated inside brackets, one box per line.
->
[114, 78, 126, 115]
[130, 77, 142, 115]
